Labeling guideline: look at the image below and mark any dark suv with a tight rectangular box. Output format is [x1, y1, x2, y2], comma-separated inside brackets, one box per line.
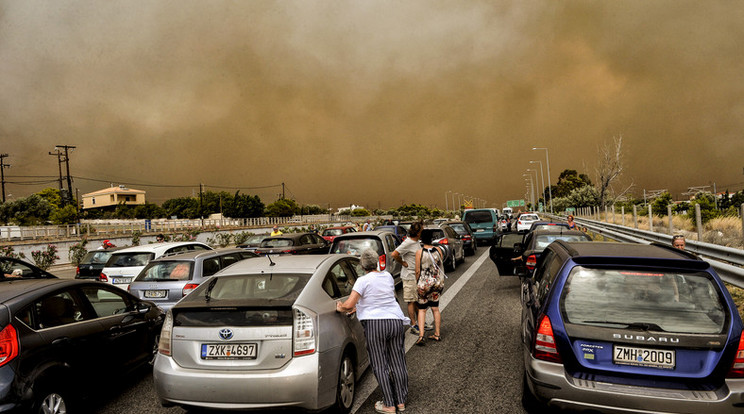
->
[0, 278, 163, 413]
[521, 241, 744, 413]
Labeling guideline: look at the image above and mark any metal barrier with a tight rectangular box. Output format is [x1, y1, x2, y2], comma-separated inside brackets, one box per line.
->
[573, 216, 744, 288]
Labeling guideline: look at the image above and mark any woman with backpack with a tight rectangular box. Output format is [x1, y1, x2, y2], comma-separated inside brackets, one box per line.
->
[414, 232, 445, 346]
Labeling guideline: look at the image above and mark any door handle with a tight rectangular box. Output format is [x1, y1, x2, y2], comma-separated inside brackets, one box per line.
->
[52, 337, 71, 345]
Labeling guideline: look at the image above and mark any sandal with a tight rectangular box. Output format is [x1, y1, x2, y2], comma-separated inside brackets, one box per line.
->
[397, 404, 406, 412]
[428, 334, 441, 342]
[374, 400, 396, 413]
[415, 336, 425, 346]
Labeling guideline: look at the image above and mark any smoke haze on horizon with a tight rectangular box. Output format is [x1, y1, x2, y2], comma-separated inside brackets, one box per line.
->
[1, 1, 743, 209]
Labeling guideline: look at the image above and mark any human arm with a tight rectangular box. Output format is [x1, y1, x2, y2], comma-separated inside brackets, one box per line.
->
[336, 291, 361, 314]
[414, 250, 422, 281]
[391, 250, 408, 268]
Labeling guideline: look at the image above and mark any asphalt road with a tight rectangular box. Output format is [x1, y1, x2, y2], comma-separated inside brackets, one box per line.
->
[83, 248, 528, 414]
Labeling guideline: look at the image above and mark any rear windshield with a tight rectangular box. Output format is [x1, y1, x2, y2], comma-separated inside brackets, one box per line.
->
[106, 252, 155, 267]
[449, 223, 468, 235]
[187, 273, 310, 302]
[331, 238, 384, 256]
[135, 261, 194, 282]
[562, 266, 726, 334]
[464, 211, 493, 223]
[174, 309, 293, 327]
[81, 251, 113, 265]
[260, 238, 293, 247]
[324, 229, 343, 236]
[521, 214, 539, 221]
[422, 229, 445, 240]
[534, 234, 590, 250]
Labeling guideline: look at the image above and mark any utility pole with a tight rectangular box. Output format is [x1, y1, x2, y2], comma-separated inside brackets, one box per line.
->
[281, 182, 285, 199]
[55, 145, 76, 206]
[49, 149, 64, 193]
[0, 154, 9, 203]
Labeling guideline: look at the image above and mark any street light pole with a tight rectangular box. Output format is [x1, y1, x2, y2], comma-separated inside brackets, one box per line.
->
[533, 147, 553, 214]
[530, 160, 545, 212]
[528, 169, 539, 212]
[523, 174, 534, 209]
[445, 190, 450, 211]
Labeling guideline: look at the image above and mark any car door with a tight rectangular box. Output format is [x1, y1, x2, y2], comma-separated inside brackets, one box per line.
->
[489, 232, 522, 276]
[311, 234, 328, 254]
[0, 257, 56, 279]
[384, 234, 401, 278]
[445, 226, 464, 260]
[79, 284, 153, 370]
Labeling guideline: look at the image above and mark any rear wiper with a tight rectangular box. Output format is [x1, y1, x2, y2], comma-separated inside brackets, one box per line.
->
[204, 278, 218, 302]
[582, 320, 665, 331]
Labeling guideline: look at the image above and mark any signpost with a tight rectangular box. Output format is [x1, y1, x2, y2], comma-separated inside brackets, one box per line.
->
[507, 200, 526, 208]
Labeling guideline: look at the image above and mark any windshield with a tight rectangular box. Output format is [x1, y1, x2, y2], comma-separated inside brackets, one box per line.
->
[331, 238, 384, 256]
[449, 223, 468, 235]
[520, 214, 539, 221]
[534, 234, 590, 250]
[187, 273, 310, 302]
[81, 251, 113, 265]
[562, 266, 726, 334]
[135, 261, 194, 281]
[106, 252, 154, 267]
[260, 238, 293, 247]
[323, 229, 343, 236]
[464, 211, 493, 223]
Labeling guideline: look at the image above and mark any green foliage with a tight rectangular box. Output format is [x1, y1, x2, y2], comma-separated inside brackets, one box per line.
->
[0, 194, 54, 225]
[206, 232, 233, 248]
[31, 244, 59, 270]
[50, 205, 79, 225]
[265, 199, 299, 217]
[651, 192, 673, 216]
[162, 197, 200, 219]
[553, 185, 599, 212]
[232, 231, 254, 246]
[553, 170, 593, 198]
[0, 246, 26, 259]
[171, 229, 201, 242]
[68, 238, 88, 265]
[131, 231, 141, 246]
[688, 192, 721, 226]
[298, 204, 329, 215]
[132, 203, 166, 219]
[37, 188, 63, 209]
[350, 208, 371, 217]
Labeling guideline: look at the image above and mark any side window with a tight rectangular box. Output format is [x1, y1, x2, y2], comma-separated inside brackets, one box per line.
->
[322, 276, 340, 298]
[34, 290, 87, 329]
[81, 286, 132, 317]
[167, 246, 190, 255]
[220, 253, 243, 268]
[314, 234, 326, 244]
[324, 261, 357, 298]
[535, 250, 561, 305]
[190, 244, 210, 252]
[300, 235, 313, 245]
[349, 259, 365, 278]
[385, 235, 396, 252]
[202, 257, 221, 277]
[1, 258, 39, 279]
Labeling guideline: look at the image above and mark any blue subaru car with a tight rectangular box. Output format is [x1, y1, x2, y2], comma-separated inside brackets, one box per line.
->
[521, 241, 744, 413]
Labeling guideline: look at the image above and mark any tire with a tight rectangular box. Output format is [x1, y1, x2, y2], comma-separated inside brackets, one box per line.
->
[33, 386, 70, 414]
[332, 353, 356, 414]
[446, 254, 456, 272]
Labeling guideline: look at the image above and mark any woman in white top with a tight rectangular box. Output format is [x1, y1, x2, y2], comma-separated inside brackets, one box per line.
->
[336, 249, 410, 414]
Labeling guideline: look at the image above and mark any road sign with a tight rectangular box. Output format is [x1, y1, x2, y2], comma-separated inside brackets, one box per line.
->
[507, 200, 525, 207]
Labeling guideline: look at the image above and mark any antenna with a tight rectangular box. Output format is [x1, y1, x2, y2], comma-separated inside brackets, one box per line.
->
[267, 254, 276, 266]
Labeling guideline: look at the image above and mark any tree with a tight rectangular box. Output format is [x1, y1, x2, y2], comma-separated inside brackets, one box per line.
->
[688, 192, 720, 225]
[651, 192, 673, 216]
[265, 199, 299, 217]
[0, 194, 53, 225]
[162, 197, 199, 219]
[132, 202, 166, 219]
[37, 188, 63, 209]
[225, 192, 264, 218]
[596, 135, 627, 207]
[49, 205, 79, 224]
[553, 170, 593, 198]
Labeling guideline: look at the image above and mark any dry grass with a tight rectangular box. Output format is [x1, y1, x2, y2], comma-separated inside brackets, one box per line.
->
[726, 283, 744, 320]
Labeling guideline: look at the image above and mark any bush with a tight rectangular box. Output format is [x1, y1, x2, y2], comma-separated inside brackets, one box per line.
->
[131, 231, 141, 246]
[207, 233, 233, 248]
[68, 238, 88, 266]
[0, 246, 26, 260]
[31, 244, 59, 270]
[232, 231, 253, 246]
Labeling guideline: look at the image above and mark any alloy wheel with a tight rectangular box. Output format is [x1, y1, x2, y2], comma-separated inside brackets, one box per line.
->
[40, 393, 67, 414]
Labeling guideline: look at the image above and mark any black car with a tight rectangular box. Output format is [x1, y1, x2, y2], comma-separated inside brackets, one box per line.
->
[252, 232, 329, 256]
[75, 247, 126, 279]
[1, 257, 57, 280]
[514, 228, 592, 276]
[489, 231, 525, 276]
[0, 278, 164, 413]
[447, 220, 478, 256]
[421, 224, 465, 272]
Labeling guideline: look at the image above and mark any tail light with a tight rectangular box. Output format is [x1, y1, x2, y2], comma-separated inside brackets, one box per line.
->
[378, 254, 387, 271]
[183, 283, 199, 297]
[533, 314, 562, 363]
[282, 249, 295, 254]
[462, 235, 472, 241]
[526, 254, 537, 271]
[493, 225, 498, 232]
[99, 272, 108, 282]
[436, 238, 449, 245]
[0, 324, 19, 367]
[75, 266, 80, 277]
[727, 333, 744, 377]
[293, 307, 316, 356]
[158, 311, 173, 356]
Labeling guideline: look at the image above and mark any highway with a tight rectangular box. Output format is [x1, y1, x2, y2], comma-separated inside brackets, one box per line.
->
[81, 249, 529, 414]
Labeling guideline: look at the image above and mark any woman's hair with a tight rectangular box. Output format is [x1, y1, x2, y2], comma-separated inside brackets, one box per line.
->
[408, 221, 424, 237]
[420, 229, 433, 245]
[360, 248, 379, 271]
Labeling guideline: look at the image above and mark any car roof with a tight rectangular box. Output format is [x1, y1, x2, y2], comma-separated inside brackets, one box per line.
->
[108, 241, 211, 256]
[148, 247, 248, 263]
[215, 254, 345, 276]
[530, 228, 587, 236]
[332, 230, 391, 240]
[554, 241, 707, 269]
[262, 232, 311, 241]
[325, 226, 354, 230]
[0, 278, 85, 303]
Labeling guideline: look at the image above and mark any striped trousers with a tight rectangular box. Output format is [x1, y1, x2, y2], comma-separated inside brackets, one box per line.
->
[361, 319, 409, 407]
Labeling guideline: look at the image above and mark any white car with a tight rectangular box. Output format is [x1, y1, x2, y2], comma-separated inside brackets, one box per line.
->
[516, 213, 540, 232]
[99, 242, 212, 290]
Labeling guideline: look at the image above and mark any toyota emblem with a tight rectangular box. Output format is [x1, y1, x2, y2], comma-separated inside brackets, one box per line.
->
[218, 328, 233, 340]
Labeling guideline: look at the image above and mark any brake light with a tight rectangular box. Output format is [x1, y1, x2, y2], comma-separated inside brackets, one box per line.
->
[437, 238, 449, 245]
[533, 315, 562, 363]
[99, 272, 108, 282]
[182, 283, 199, 297]
[462, 235, 471, 241]
[526, 254, 537, 271]
[378, 254, 386, 271]
[727, 333, 744, 377]
[293, 307, 316, 356]
[158, 311, 173, 356]
[283, 250, 295, 254]
[75, 266, 80, 277]
[0, 325, 19, 367]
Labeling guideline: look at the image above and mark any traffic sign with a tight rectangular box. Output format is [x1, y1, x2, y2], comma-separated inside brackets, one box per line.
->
[507, 200, 525, 207]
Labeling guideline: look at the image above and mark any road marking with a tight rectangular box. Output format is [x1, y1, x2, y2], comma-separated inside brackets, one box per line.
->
[351, 248, 491, 413]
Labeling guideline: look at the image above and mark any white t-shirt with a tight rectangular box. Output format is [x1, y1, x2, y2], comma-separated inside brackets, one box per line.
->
[353, 271, 410, 323]
[395, 238, 420, 281]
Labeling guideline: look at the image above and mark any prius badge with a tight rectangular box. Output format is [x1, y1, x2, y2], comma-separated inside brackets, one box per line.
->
[218, 328, 233, 340]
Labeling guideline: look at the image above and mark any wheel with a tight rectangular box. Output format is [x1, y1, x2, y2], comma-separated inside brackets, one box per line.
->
[33, 387, 70, 414]
[332, 353, 355, 414]
[446, 254, 456, 272]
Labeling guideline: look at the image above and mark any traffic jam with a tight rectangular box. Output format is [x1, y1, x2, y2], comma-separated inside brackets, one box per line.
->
[0, 209, 743, 414]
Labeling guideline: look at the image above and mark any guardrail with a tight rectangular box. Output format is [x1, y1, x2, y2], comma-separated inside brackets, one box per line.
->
[572, 216, 744, 288]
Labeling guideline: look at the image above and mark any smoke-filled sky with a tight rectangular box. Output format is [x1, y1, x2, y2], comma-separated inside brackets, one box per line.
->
[2, 1, 743, 209]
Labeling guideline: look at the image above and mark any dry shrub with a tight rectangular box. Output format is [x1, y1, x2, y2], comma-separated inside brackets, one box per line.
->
[726, 283, 744, 320]
[705, 216, 743, 248]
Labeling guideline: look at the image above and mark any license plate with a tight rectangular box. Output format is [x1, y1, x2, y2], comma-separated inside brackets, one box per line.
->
[112, 277, 132, 284]
[201, 343, 257, 360]
[613, 345, 675, 369]
[144, 290, 167, 298]
[475, 229, 484, 232]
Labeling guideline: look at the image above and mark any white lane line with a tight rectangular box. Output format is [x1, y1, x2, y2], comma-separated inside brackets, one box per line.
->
[350, 248, 492, 413]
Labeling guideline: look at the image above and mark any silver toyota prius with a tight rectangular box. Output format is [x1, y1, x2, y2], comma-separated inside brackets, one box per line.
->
[153, 254, 370, 412]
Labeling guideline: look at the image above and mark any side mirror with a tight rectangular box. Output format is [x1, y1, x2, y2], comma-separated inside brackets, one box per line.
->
[136, 302, 151, 314]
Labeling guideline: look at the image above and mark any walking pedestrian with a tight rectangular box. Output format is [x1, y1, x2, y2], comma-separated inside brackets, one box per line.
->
[336, 249, 409, 414]
[392, 221, 427, 335]
[414, 231, 445, 346]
